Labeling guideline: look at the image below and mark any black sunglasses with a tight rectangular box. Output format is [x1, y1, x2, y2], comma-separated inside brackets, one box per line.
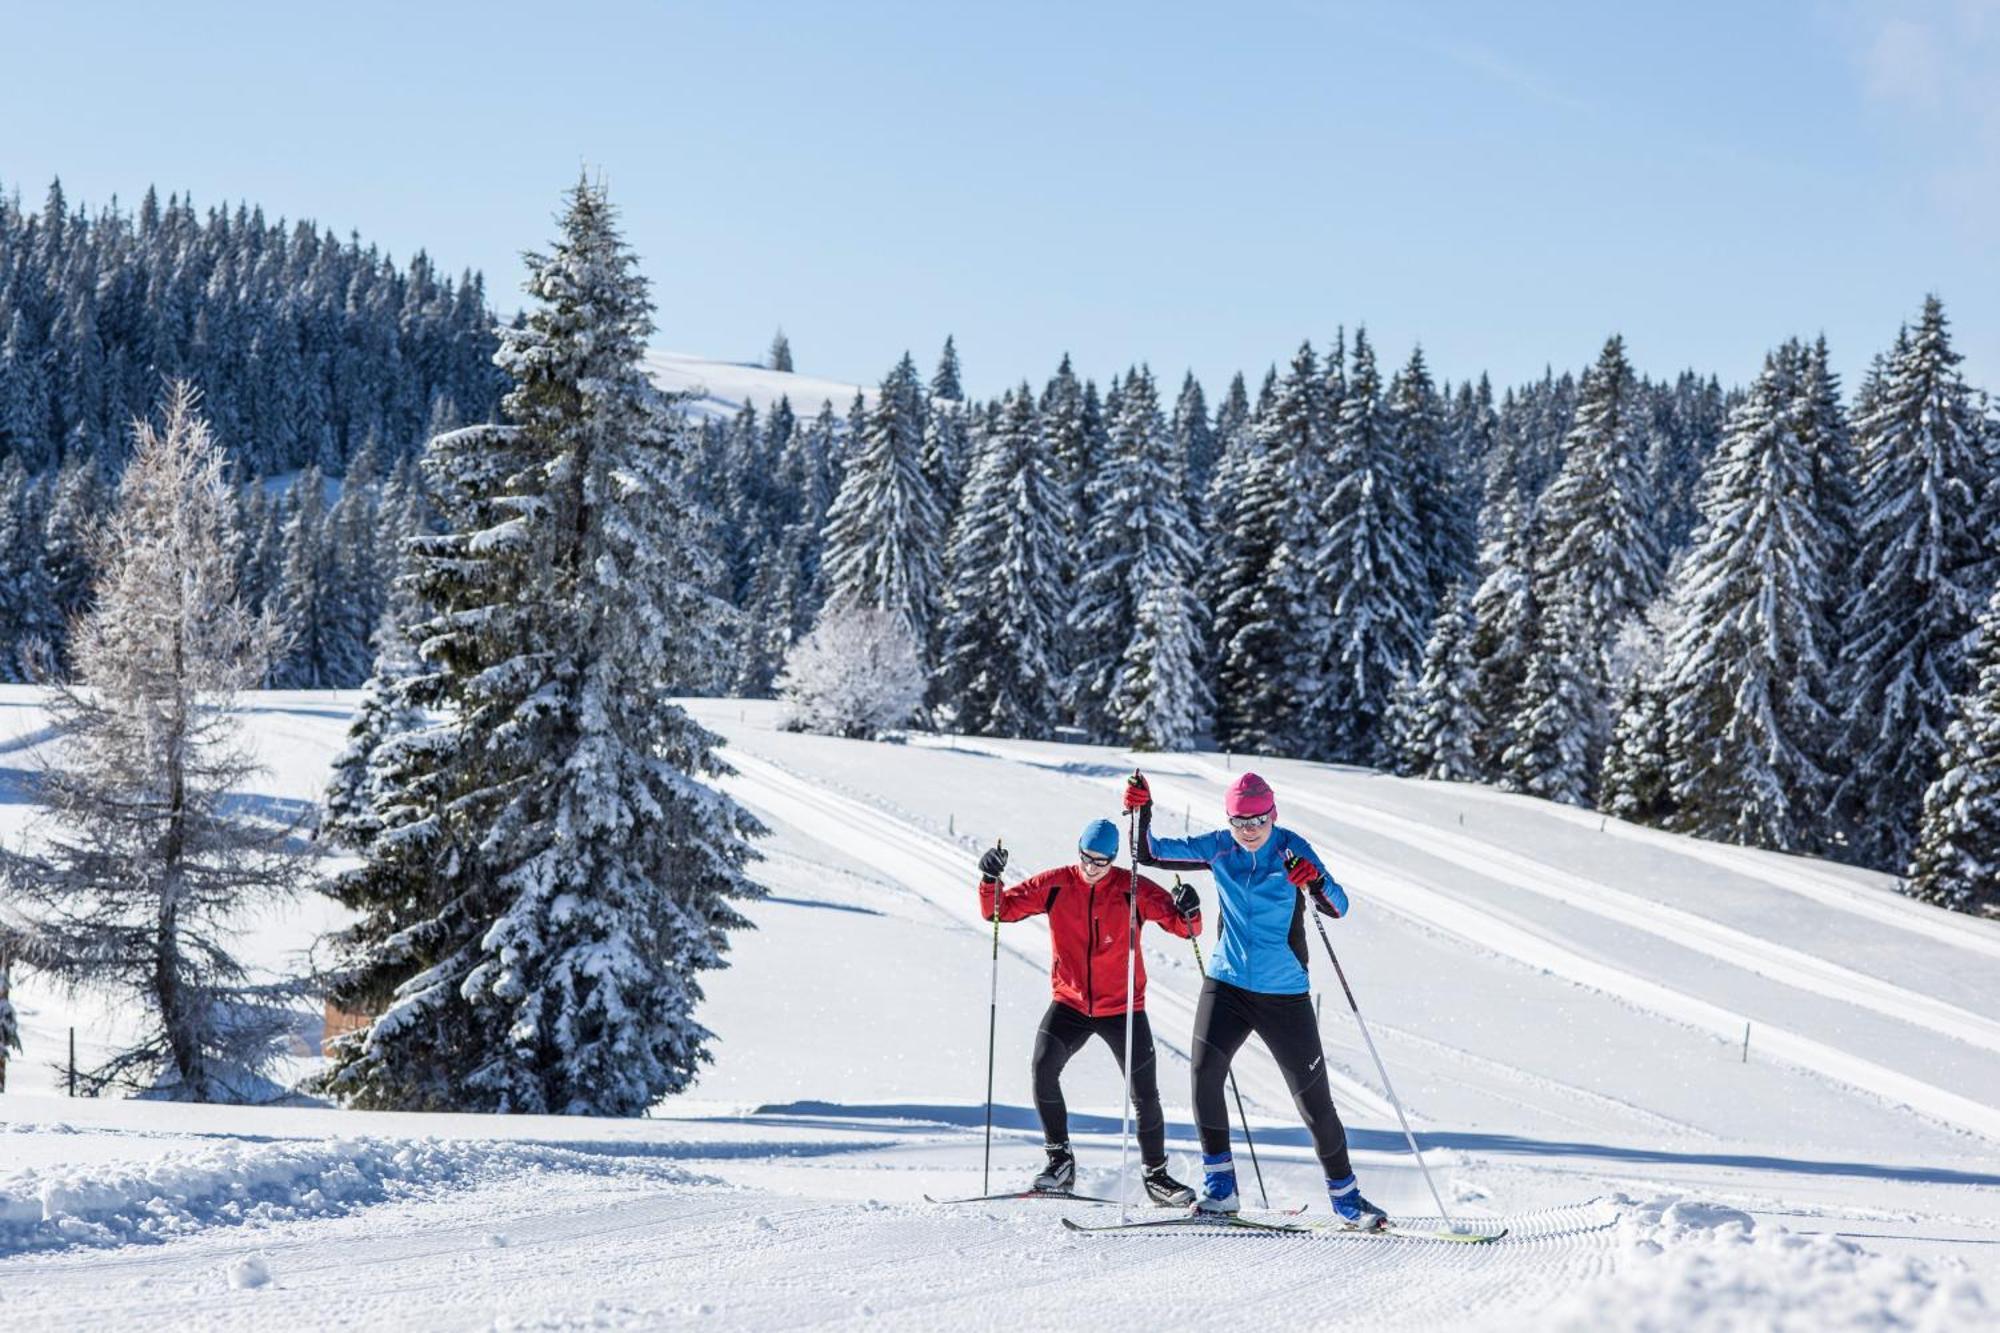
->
[1079, 851, 1114, 868]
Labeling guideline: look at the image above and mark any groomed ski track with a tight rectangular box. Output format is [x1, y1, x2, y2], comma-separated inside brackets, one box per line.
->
[2, 692, 1994, 1329]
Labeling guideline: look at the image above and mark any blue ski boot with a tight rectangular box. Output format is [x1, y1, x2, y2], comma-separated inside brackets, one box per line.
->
[1328, 1175, 1388, 1230]
[1193, 1152, 1239, 1215]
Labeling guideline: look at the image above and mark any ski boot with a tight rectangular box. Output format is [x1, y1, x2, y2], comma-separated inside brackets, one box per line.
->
[1143, 1162, 1195, 1207]
[1031, 1143, 1076, 1194]
[1328, 1175, 1388, 1230]
[1192, 1152, 1239, 1215]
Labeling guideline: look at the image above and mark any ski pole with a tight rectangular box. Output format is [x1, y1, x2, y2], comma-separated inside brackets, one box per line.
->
[1118, 805, 1140, 1223]
[982, 839, 1003, 1197]
[1286, 850, 1456, 1229]
[1186, 913, 1269, 1209]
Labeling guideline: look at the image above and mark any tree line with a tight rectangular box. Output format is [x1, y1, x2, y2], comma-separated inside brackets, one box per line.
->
[715, 306, 1995, 915]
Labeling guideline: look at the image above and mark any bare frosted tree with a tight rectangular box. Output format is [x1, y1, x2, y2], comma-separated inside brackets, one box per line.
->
[3, 383, 310, 1101]
[778, 607, 926, 739]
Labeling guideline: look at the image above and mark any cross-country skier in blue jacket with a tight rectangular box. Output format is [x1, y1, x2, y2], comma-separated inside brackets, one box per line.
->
[1126, 768, 1388, 1230]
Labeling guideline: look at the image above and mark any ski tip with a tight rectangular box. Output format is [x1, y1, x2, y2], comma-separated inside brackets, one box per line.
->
[1060, 1216, 1091, 1233]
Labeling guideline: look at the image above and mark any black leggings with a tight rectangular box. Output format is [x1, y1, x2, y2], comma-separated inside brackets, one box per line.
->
[1032, 1002, 1167, 1168]
[1191, 978, 1353, 1180]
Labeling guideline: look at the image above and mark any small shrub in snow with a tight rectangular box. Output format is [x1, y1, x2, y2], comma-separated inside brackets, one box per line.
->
[777, 608, 926, 739]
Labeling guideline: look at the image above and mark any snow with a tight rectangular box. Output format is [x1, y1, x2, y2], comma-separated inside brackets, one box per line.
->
[3, 687, 1998, 1329]
[641, 349, 876, 421]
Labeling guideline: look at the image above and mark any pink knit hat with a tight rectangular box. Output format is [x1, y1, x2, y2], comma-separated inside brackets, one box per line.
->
[1224, 772, 1276, 818]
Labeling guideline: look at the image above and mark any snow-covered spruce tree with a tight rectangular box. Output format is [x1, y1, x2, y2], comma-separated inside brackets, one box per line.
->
[1213, 342, 1322, 754]
[1466, 409, 1539, 783]
[1503, 595, 1596, 806]
[1835, 297, 1995, 869]
[1600, 669, 1674, 826]
[1390, 346, 1473, 609]
[1905, 582, 2000, 914]
[936, 387, 1066, 737]
[1070, 366, 1210, 749]
[932, 335, 963, 402]
[1395, 585, 1484, 782]
[818, 352, 945, 654]
[0, 457, 56, 680]
[776, 606, 926, 739]
[1308, 329, 1429, 766]
[271, 468, 370, 688]
[3, 383, 306, 1100]
[41, 455, 104, 670]
[1529, 335, 1662, 783]
[1173, 371, 1217, 499]
[1659, 346, 1840, 851]
[768, 327, 793, 373]
[319, 179, 762, 1115]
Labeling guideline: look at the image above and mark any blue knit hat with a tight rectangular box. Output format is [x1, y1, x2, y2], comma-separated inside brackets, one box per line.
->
[1078, 818, 1120, 859]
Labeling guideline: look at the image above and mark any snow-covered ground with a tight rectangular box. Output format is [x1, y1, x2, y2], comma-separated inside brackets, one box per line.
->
[1, 688, 1994, 1329]
[641, 349, 875, 421]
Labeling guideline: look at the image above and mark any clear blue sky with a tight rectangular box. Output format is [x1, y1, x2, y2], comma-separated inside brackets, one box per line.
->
[5, 1, 1994, 400]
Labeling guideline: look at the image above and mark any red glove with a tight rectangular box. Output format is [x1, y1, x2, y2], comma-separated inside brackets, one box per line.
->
[1284, 850, 1320, 889]
[1123, 772, 1152, 812]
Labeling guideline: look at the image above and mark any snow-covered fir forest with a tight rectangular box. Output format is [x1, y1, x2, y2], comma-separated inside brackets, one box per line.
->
[1, 174, 1996, 942]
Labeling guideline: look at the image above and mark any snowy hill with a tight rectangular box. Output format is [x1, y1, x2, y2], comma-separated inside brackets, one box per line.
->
[1, 689, 1994, 1329]
[641, 349, 876, 421]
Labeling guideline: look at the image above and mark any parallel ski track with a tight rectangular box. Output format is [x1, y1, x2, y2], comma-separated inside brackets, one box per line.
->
[1175, 756, 2000, 1051]
[892, 736, 2000, 1144]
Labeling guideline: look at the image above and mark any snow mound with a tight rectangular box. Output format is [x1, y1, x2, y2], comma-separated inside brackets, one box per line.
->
[1537, 1194, 1988, 1330]
[0, 1136, 700, 1256]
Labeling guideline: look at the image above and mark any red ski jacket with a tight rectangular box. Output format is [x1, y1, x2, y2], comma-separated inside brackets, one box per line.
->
[978, 866, 1198, 1017]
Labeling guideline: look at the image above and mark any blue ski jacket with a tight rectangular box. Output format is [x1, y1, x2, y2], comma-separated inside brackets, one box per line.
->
[1136, 807, 1347, 995]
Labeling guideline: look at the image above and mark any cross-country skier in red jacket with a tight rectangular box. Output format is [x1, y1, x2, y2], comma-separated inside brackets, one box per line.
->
[978, 818, 1201, 1205]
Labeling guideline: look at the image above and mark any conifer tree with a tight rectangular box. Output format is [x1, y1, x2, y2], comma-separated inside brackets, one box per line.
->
[1395, 585, 1483, 782]
[2, 384, 302, 1100]
[1173, 372, 1216, 497]
[1390, 346, 1472, 607]
[319, 179, 762, 1115]
[1213, 342, 1322, 753]
[0, 458, 54, 679]
[1836, 297, 1995, 868]
[1661, 346, 1840, 850]
[1503, 596, 1597, 806]
[1070, 367, 1209, 747]
[1905, 582, 2000, 915]
[931, 335, 963, 401]
[768, 328, 793, 373]
[819, 353, 945, 652]
[1529, 335, 1662, 779]
[1308, 329, 1428, 765]
[1466, 421, 1539, 782]
[1601, 669, 1674, 825]
[936, 388, 1066, 737]
[271, 469, 369, 688]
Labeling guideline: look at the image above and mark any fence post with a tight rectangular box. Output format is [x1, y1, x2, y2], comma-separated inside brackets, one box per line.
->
[68, 1027, 76, 1096]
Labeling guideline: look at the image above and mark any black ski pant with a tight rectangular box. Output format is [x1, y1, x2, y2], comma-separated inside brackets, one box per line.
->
[1032, 1001, 1168, 1168]
[1191, 977, 1353, 1181]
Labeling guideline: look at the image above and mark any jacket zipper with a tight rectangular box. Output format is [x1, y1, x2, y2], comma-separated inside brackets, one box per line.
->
[1085, 876, 1096, 1014]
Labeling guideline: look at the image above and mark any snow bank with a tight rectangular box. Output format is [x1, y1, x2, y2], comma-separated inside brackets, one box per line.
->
[1538, 1194, 1988, 1331]
[0, 1134, 699, 1255]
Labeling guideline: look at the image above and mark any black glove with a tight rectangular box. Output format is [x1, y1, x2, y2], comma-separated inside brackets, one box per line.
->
[978, 845, 1009, 882]
[1168, 879, 1200, 921]
[1123, 771, 1152, 812]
